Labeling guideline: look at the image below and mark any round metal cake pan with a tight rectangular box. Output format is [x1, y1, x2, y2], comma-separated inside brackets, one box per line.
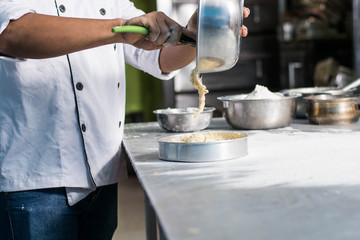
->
[158, 131, 248, 162]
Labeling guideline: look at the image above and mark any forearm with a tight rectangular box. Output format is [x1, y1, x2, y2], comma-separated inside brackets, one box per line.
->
[0, 13, 125, 59]
[159, 44, 196, 73]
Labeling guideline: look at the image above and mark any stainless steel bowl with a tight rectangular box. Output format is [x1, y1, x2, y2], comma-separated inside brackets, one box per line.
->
[158, 131, 248, 162]
[281, 87, 353, 118]
[305, 94, 360, 125]
[218, 93, 300, 130]
[153, 107, 215, 132]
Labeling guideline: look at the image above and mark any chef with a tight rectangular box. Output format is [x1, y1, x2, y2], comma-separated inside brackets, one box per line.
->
[0, 0, 249, 239]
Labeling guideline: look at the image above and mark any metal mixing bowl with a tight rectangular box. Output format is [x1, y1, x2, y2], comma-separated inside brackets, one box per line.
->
[218, 93, 300, 130]
[153, 107, 215, 132]
[305, 94, 360, 125]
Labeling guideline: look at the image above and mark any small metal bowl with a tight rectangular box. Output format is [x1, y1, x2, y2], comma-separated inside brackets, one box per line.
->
[153, 107, 215, 132]
[305, 94, 360, 125]
[218, 93, 300, 130]
[158, 131, 248, 162]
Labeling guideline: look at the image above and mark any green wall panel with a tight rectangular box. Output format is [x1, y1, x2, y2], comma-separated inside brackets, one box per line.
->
[125, 0, 164, 123]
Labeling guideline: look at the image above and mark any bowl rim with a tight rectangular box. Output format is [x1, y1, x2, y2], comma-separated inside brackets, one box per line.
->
[157, 131, 248, 145]
[153, 107, 216, 115]
[304, 94, 360, 102]
[280, 87, 340, 94]
[217, 93, 301, 102]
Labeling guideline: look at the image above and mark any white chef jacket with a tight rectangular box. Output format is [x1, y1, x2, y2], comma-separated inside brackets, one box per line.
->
[0, 0, 176, 205]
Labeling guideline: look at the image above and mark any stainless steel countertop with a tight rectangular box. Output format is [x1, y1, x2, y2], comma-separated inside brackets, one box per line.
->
[123, 118, 360, 240]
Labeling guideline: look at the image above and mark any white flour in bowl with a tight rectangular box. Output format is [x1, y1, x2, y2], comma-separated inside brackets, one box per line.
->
[245, 85, 283, 100]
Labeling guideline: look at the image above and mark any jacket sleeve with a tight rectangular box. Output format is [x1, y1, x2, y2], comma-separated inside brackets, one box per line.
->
[118, 0, 178, 80]
[0, 2, 34, 35]
[124, 44, 178, 80]
[0, 1, 35, 62]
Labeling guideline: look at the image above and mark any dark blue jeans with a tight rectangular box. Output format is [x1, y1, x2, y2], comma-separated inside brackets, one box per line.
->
[0, 184, 118, 240]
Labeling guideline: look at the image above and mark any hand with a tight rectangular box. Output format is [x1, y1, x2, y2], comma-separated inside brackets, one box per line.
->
[241, 7, 251, 37]
[122, 11, 182, 50]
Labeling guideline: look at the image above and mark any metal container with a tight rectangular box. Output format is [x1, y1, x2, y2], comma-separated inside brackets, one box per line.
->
[197, 0, 244, 73]
[153, 107, 215, 132]
[305, 95, 360, 125]
[281, 87, 345, 118]
[282, 78, 360, 118]
[158, 131, 248, 162]
[218, 93, 300, 130]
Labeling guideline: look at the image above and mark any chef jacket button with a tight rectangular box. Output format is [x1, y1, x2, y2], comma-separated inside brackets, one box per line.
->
[100, 8, 106, 15]
[76, 82, 83, 91]
[59, 5, 66, 13]
[117, 82, 120, 89]
[81, 124, 87, 132]
[119, 121, 122, 128]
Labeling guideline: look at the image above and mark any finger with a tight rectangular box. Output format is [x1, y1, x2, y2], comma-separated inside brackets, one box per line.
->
[182, 28, 196, 41]
[146, 20, 161, 44]
[187, 9, 198, 31]
[241, 25, 248, 37]
[163, 19, 182, 46]
[243, 7, 250, 18]
[124, 16, 157, 44]
[154, 18, 172, 46]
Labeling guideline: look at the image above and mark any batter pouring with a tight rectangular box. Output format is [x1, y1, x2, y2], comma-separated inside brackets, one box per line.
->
[190, 67, 208, 118]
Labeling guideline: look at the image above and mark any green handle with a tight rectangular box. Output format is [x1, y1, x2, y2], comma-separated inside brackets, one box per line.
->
[112, 25, 196, 47]
[112, 25, 150, 35]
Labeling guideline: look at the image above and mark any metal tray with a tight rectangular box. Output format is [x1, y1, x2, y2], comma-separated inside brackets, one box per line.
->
[158, 131, 248, 162]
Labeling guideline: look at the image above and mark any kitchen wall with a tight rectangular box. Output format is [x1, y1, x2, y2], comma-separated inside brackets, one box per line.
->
[278, 0, 354, 89]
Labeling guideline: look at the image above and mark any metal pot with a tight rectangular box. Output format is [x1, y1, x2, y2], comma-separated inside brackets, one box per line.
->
[197, 0, 244, 73]
[281, 87, 346, 118]
[281, 78, 360, 118]
[305, 95, 360, 125]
